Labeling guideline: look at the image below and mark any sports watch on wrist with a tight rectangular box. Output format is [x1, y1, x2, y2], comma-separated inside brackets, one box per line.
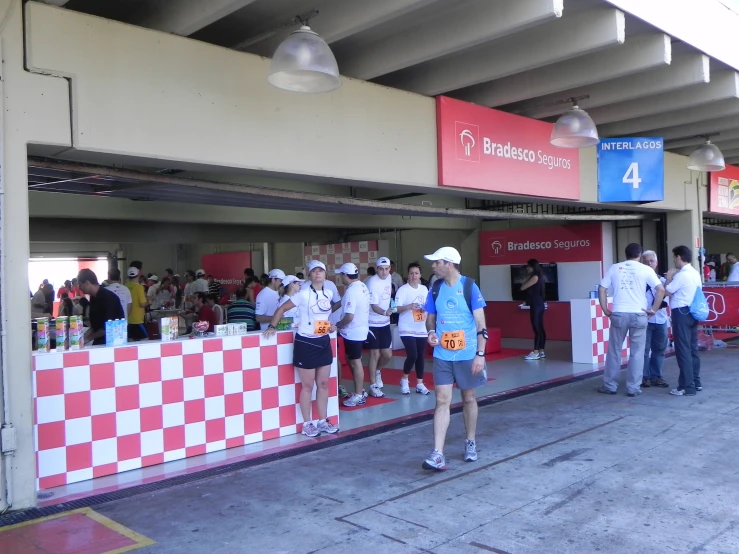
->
[475, 351, 485, 357]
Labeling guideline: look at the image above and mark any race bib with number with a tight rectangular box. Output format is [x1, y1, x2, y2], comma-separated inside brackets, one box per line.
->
[412, 309, 426, 322]
[440, 331, 465, 351]
[313, 320, 331, 335]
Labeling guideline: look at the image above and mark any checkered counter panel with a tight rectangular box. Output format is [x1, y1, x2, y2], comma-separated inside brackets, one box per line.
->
[589, 301, 631, 364]
[33, 332, 339, 490]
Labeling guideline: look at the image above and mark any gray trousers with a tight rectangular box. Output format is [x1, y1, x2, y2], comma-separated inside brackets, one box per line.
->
[603, 312, 648, 394]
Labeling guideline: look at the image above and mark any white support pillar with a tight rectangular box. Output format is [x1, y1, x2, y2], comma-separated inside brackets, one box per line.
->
[0, 0, 72, 510]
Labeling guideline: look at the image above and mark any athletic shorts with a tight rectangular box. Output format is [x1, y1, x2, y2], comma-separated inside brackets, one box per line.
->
[342, 337, 364, 361]
[433, 358, 487, 390]
[293, 334, 333, 370]
[127, 323, 149, 341]
[367, 325, 392, 350]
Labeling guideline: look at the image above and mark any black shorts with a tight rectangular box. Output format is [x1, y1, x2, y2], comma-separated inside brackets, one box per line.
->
[342, 337, 364, 361]
[294, 334, 333, 370]
[128, 323, 149, 341]
[367, 325, 392, 350]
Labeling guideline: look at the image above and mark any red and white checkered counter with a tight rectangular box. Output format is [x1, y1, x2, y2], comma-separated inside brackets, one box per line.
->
[32, 332, 339, 490]
[570, 299, 630, 365]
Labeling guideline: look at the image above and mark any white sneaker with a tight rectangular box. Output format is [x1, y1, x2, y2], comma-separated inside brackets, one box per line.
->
[317, 419, 339, 434]
[375, 370, 384, 389]
[343, 393, 366, 407]
[416, 383, 431, 395]
[524, 351, 541, 360]
[361, 389, 368, 399]
[400, 378, 411, 395]
[369, 384, 385, 398]
[301, 421, 319, 438]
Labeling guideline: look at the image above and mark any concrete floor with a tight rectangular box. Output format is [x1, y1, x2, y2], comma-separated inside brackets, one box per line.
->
[92, 346, 739, 554]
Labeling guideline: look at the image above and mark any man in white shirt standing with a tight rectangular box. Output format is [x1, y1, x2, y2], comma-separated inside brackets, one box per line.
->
[255, 268, 286, 330]
[334, 263, 371, 407]
[192, 269, 210, 294]
[390, 260, 404, 291]
[598, 243, 665, 397]
[106, 267, 132, 317]
[366, 257, 394, 398]
[726, 252, 739, 282]
[665, 245, 703, 396]
[641, 251, 670, 389]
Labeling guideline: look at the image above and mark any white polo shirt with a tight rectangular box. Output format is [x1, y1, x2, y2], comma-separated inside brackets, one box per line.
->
[255, 287, 280, 330]
[339, 281, 370, 342]
[367, 274, 393, 327]
[600, 260, 662, 313]
[666, 264, 702, 309]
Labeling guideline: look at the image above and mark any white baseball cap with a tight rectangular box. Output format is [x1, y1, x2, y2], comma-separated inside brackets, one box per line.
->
[376, 257, 391, 268]
[268, 268, 286, 280]
[149, 275, 159, 282]
[335, 262, 359, 275]
[306, 260, 326, 272]
[281, 275, 303, 287]
[127, 267, 139, 278]
[195, 269, 206, 277]
[424, 247, 461, 264]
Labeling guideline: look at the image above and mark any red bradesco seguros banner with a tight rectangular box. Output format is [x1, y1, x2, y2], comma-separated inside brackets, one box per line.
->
[480, 223, 603, 265]
[709, 164, 739, 216]
[437, 96, 580, 200]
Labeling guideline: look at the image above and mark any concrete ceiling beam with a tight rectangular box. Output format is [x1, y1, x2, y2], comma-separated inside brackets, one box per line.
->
[718, 148, 739, 159]
[665, 127, 739, 149]
[338, 0, 562, 81]
[588, 71, 739, 125]
[656, 115, 739, 142]
[244, 0, 443, 57]
[598, 99, 739, 137]
[380, 7, 624, 96]
[456, 32, 670, 108]
[672, 139, 739, 157]
[133, 0, 258, 36]
[516, 52, 708, 119]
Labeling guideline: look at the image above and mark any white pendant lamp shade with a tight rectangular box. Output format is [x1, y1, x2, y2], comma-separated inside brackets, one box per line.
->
[268, 26, 341, 93]
[550, 105, 600, 148]
[687, 141, 725, 172]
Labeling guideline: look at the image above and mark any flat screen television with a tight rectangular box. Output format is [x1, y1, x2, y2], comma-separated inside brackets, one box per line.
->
[510, 263, 559, 302]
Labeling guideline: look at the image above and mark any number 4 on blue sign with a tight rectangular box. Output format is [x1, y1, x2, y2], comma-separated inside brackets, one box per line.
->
[598, 138, 664, 203]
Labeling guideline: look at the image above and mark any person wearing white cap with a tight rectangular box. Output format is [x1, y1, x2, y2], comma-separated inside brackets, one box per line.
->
[334, 263, 371, 407]
[146, 274, 160, 305]
[422, 246, 489, 471]
[192, 269, 209, 295]
[301, 261, 342, 324]
[255, 268, 286, 330]
[365, 256, 394, 398]
[264, 260, 341, 438]
[125, 266, 150, 341]
[277, 275, 303, 324]
[395, 262, 431, 396]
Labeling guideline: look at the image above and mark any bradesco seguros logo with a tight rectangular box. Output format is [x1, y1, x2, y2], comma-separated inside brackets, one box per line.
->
[455, 121, 480, 162]
[489, 239, 505, 257]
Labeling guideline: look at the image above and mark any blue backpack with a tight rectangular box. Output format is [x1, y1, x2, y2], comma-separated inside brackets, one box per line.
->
[689, 286, 709, 322]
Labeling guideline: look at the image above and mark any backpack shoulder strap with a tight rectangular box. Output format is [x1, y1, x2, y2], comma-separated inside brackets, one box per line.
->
[463, 277, 475, 313]
[431, 278, 442, 309]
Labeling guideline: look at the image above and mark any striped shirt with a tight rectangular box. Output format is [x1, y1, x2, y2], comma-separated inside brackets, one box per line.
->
[227, 299, 257, 331]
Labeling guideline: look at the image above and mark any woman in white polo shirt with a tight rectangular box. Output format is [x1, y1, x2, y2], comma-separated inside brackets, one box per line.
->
[277, 274, 303, 326]
[264, 261, 341, 438]
[394, 262, 431, 395]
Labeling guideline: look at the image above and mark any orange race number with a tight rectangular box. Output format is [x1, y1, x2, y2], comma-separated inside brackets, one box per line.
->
[412, 309, 426, 322]
[313, 320, 331, 335]
[440, 331, 466, 351]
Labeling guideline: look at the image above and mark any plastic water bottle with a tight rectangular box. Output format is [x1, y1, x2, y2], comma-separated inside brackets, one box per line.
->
[390, 299, 397, 314]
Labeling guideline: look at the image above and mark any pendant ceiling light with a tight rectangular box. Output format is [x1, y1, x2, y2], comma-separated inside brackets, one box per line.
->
[550, 98, 599, 149]
[268, 24, 341, 94]
[687, 139, 725, 172]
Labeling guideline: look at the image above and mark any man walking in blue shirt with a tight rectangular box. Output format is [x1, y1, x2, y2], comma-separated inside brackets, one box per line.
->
[422, 247, 488, 471]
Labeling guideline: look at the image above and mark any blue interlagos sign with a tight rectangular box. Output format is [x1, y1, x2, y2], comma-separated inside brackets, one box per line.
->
[597, 138, 664, 202]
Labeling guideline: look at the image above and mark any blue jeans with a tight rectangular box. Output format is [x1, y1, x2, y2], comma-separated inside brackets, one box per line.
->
[643, 322, 668, 380]
[671, 308, 701, 394]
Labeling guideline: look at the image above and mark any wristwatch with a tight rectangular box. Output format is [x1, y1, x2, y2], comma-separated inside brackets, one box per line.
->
[267, 324, 276, 330]
[475, 351, 485, 357]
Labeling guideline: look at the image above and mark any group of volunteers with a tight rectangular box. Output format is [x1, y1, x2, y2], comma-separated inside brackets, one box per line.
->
[598, 243, 704, 398]
[261, 248, 490, 471]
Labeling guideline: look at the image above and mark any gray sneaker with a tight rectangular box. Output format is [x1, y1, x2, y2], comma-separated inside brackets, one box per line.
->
[317, 419, 339, 434]
[301, 422, 319, 438]
[422, 449, 446, 471]
[464, 440, 478, 462]
[343, 393, 366, 407]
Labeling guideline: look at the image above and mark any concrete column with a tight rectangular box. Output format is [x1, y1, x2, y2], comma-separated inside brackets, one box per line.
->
[0, 0, 72, 510]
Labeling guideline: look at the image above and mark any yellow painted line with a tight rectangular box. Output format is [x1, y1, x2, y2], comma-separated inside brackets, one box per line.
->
[0, 506, 155, 553]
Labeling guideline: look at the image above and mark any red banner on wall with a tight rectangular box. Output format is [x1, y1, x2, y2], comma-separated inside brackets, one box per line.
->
[436, 96, 580, 200]
[480, 223, 603, 265]
[201, 252, 252, 293]
[703, 286, 739, 328]
[709, 165, 739, 216]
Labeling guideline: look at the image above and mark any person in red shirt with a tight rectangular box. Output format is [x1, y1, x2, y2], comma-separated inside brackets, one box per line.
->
[192, 292, 217, 332]
[57, 280, 72, 299]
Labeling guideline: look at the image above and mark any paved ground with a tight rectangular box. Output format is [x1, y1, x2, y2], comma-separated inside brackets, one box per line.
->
[62, 347, 739, 553]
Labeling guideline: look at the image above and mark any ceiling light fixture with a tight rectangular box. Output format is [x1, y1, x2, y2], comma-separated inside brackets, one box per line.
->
[268, 11, 341, 94]
[550, 96, 599, 149]
[687, 136, 726, 172]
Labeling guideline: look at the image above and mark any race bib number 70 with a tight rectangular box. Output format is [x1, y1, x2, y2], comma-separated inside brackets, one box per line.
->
[440, 331, 465, 351]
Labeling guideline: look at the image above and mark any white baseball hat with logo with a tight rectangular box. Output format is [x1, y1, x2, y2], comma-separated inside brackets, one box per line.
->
[306, 260, 326, 273]
[335, 262, 359, 275]
[127, 267, 139, 278]
[424, 247, 461, 264]
[281, 275, 303, 287]
[376, 257, 391, 268]
[268, 268, 286, 280]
